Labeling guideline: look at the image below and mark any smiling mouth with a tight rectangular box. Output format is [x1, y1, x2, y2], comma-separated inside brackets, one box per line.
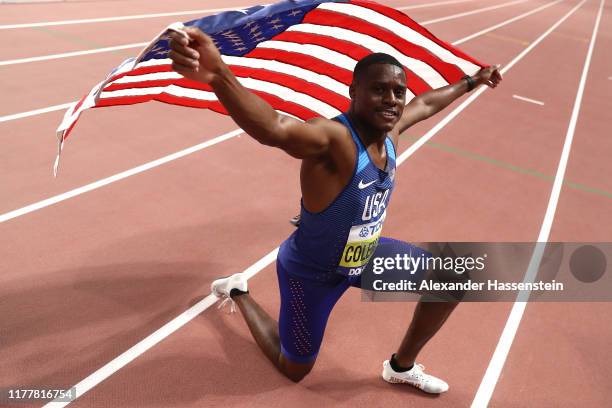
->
[378, 110, 398, 119]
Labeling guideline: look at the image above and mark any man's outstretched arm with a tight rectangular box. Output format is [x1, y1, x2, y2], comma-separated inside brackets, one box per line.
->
[394, 65, 503, 136]
[168, 27, 335, 159]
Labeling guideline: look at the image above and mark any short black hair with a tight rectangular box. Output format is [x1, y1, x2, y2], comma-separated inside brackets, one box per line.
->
[353, 53, 404, 82]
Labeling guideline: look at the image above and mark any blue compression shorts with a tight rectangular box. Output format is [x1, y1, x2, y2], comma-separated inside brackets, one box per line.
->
[277, 237, 429, 364]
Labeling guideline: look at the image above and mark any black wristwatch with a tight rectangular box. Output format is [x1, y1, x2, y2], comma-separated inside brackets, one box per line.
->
[462, 75, 476, 92]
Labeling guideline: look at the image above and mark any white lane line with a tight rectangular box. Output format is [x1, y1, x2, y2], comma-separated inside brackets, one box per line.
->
[512, 94, 545, 105]
[0, 6, 254, 30]
[397, 0, 566, 163]
[0, 42, 148, 66]
[397, 0, 478, 10]
[421, 0, 528, 25]
[0, 0, 477, 31]
[0, 0, 565, 224]
[453, 0, 563, 45]
[42, 247, 279, 408]
[0, 129, 243, 223]
[0, 0, 529, 67]
[0, 0, 563, 123]
[0, 102, 73, 122]
[472, 0, 604, 406]
[43, 3, 584, 404]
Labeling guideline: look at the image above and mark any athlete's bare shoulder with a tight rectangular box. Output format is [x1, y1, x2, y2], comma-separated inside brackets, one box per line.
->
[304, 116, 352, 147]
[300, 116, 355, 166]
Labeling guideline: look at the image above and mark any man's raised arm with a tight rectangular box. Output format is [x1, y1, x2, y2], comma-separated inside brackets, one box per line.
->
[394, 65, 503, 136]
[168, 27, 334, 159]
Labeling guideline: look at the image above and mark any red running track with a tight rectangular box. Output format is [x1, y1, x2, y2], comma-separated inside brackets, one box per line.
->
[0, 0, 610, 407]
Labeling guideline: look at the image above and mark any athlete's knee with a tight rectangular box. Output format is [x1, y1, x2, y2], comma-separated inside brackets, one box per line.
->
[279, 354, 315, 383]
[284, 366, 312, 383]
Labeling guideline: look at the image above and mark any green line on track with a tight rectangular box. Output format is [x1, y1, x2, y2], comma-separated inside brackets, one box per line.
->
[401, 133, 612, 200]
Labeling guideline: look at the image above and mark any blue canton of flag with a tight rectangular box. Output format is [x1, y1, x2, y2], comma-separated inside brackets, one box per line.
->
[140, 1, 333, 62]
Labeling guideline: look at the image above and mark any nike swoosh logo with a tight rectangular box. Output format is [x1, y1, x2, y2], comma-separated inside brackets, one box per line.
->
[358, 179, 376, 189]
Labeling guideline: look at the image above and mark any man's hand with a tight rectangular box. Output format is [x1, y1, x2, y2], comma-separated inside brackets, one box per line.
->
[168, 27, 224, 84]
[474, 64, 503, 88]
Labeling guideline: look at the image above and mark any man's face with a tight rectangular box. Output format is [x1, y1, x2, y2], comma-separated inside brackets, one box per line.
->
[350, 63, 407, 132]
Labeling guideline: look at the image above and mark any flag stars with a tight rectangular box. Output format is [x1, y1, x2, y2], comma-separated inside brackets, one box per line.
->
[249, 24, 261, 34]
[251, 32, 266, 42]
[288, 9, 302, 16]
[150, 45, 168, 57]
[271, 24, 284, 30]
[221, 30, 241, 40]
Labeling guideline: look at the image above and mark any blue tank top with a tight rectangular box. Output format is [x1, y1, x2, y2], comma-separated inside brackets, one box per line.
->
[278, 113, 396, 280]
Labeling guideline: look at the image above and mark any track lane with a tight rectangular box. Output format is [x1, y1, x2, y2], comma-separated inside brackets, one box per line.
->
[491, 1, 612, 406]
[0, 0, 256, 26]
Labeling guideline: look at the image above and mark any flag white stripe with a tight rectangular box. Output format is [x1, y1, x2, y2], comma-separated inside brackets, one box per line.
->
[257, 40, 358, 71]
[57, 80, 104, 134]
[108, 60, 350, 100]
[218, 73, 343, 116]
[100, 77, 341, 118]
[100, 85, 216, 100]
[318, 2, 480, 75]
[134, 58, 173, 68]
[110, 71, 183, 85]
[119, 39, 418, 101]
[253, 41, 416, 99]
[287, 23, 449, 88]
[222, 55, 350, 98]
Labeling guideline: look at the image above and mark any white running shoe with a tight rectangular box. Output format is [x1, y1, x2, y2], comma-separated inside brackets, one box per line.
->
[382, 360, 449, 394]
[210, 273, 248, 313]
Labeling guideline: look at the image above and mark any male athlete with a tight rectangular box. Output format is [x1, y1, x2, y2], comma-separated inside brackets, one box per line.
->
[168, 26, 501, 392]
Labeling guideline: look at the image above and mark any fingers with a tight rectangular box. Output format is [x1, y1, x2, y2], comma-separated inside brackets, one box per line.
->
[169, 50, 198, 69]
[168, 31, 198, 56]
[168, 30, 201, 74]
[168, 29, 189, 47]
[183, 27, 212, 45]
[480, 64, 502, 88]
[169, 38, 199, 61]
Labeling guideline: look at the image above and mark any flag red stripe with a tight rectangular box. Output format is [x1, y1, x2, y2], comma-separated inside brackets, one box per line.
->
[97, 86, 320, 120]
[193, 65, 349, 111]
[274, 31, 371, 62]
[272, 31, 431, 94]
[245, 48, 353, 85]
[101, 64, 174, 89]
[304, 8, 464, 83]
[103, 66, 349, 112]
[104, 76, 211, 92]
[350, 0, 486, 69]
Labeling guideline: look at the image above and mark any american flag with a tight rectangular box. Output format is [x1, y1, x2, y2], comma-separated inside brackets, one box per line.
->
[55, 0, 485, 173]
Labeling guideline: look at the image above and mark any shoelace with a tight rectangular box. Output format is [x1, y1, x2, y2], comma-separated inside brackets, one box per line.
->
[217, 296, 237, 313]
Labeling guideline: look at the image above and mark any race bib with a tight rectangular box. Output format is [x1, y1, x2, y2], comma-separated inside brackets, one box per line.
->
[337, 211, 386, 276]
